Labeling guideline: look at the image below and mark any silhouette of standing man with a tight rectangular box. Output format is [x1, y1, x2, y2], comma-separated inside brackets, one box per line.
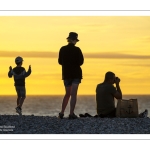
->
[58, 32, 84, 119]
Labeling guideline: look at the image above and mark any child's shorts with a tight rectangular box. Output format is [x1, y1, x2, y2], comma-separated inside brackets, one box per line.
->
[63, 79, 81, 87]
[15, 86, 26, 97]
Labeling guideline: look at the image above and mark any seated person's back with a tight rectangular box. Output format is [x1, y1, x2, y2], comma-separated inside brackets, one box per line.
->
[96, 71, 122, 117]
[96, 82, 116, 115]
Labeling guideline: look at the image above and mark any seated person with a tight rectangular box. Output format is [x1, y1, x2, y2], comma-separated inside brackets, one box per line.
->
[96, 71, 122, 118]
[96, 71, 148, 118]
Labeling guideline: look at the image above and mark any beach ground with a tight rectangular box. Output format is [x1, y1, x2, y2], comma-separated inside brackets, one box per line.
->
[0, 115, 150, 134]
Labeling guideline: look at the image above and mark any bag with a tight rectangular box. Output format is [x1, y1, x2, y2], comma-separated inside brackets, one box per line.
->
[116, 99, 139, 118]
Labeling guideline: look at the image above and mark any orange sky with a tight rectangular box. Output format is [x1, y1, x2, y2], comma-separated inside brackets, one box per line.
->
[0, 16, 150, 95]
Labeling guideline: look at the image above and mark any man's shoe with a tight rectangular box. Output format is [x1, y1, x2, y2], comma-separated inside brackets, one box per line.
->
[69, 113, 78, 119]
[139, 109, 148, 118]
[58, 113, 64, 119]
[15, 107, 22, 115]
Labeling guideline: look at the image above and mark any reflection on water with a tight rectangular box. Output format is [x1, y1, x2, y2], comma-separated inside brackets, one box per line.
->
[0, 95, 150, 117]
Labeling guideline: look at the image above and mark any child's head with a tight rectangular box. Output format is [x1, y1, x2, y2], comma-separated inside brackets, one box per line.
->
[15, 56, 23, 66]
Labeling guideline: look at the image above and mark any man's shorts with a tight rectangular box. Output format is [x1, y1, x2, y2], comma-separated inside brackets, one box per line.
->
[63, 79, 81, 87]
[15, 86, 26, 97]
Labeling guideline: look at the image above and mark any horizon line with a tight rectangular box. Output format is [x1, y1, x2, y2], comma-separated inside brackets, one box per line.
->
[1, 94, 150, 96]
[1, 10, 150, 11]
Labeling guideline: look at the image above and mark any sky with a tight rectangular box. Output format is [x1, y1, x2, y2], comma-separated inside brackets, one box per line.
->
[0, 0, 150, 145]
[0, 16, 150, 95]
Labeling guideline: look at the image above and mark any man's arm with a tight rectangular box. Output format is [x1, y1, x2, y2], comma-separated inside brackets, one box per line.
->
[58, 47, 62, 65]
[78, 48, 84, 66]
[114, 77, 122, 99]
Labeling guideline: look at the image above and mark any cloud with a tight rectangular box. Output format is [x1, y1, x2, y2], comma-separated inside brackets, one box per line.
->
[84, 52, 150, 59]
[0, 51, 58, 58]
[141, 36, 150, 43]
[116, 63, 150, 67]
[1, 51, 150, 59]
[132, 36, 150, 44]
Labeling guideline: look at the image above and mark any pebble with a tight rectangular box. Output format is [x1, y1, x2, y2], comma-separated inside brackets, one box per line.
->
[0, 115, 150, 134]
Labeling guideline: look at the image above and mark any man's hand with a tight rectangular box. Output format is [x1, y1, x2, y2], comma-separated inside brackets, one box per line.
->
[9, 66, 12, 71]
[29, 65, 31, 69]
[115, 77, 121, 84]
[114, 77, 122, 99]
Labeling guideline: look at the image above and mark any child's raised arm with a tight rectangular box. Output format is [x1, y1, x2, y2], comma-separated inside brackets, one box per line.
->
[8, 66, 13, 78]
[24, 65, 32, 77]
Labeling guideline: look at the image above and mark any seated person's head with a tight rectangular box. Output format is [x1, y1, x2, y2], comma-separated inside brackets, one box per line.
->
[104, 71, 115, 84]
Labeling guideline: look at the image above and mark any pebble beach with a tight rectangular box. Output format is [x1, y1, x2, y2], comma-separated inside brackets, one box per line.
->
[0, 115, 150, 134]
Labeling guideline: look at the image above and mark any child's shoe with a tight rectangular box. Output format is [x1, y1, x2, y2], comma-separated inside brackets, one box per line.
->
[58, 112, 64, 119]
[16, 106, 22, 115]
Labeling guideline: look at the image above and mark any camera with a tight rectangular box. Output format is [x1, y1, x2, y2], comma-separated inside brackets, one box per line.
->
[114, 77, 119, 83]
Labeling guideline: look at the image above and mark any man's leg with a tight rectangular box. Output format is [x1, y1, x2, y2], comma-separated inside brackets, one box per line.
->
[70, 84, 79, 115]
[60, 86, 71, 114]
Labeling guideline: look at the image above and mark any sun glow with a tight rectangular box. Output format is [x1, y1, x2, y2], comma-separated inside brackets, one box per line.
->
[1, 16, 150, 95]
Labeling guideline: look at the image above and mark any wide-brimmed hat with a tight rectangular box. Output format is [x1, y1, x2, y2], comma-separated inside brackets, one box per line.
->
[66, 32, 79, 41]
[15, 56, 23, 63]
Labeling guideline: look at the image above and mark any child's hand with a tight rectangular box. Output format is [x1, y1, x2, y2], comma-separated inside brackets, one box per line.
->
[9, 66, 12, 70]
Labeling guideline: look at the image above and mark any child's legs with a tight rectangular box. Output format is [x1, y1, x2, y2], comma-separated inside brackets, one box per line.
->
[19, 86, 26, 107]
[17, 98, 20, 106]
[15, 86, 26, 108]
[15, 86, 21, 106]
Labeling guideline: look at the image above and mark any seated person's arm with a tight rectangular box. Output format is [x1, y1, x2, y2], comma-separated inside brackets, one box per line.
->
[114, 77, 122, 99]
[114, 91, 122, 99]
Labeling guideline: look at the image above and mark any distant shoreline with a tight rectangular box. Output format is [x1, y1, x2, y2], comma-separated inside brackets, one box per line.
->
[1, 94, 150, 96]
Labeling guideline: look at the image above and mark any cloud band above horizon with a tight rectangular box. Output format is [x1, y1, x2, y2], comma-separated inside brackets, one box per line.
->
[0, 51, 150, 59]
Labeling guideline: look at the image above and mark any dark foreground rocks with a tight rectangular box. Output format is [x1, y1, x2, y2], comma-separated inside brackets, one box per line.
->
[0, 115, 150, 134]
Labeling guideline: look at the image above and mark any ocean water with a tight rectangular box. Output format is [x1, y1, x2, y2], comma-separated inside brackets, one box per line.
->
[0, 95, 150, 117]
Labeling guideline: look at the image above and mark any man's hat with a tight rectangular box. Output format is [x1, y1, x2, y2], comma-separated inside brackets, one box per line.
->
[15, 56, 23, 63]
[66, 32, 79, 41]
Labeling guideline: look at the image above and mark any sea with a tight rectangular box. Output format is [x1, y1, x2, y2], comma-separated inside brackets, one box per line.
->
[0, 95, 150, 117]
